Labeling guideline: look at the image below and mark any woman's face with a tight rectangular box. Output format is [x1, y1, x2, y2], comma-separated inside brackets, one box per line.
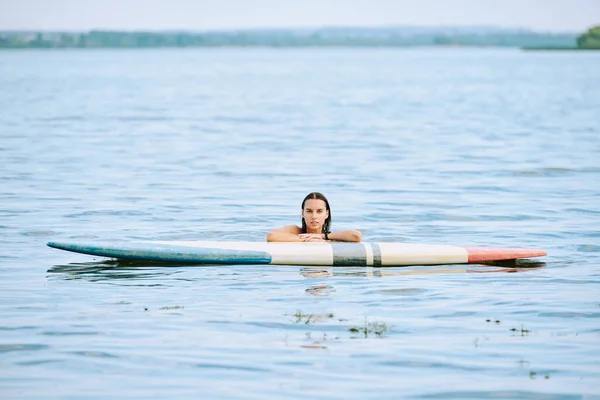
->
[302, 199, 329, 233]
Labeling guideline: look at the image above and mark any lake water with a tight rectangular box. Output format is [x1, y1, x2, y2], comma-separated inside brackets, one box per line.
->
[1, 48, 599, 399]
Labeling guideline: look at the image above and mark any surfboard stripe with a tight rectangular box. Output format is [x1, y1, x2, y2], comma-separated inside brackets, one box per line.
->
[332, 243, 367, 266]
[371, 243, 382, 267]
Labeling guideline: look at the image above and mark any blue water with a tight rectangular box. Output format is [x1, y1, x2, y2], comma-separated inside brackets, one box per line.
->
[1, 48, 599, 399]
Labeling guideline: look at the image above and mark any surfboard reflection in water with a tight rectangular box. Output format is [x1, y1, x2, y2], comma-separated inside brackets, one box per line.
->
[47, 260, 189, 284]
[48, 258, 546, 285]
[300, 260, 545, 277]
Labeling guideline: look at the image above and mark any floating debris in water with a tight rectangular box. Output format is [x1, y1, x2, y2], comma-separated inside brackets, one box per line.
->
[349, 319, 390, 338]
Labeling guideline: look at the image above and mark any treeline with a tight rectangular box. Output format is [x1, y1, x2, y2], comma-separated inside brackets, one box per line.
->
[576, 26, 600, 49]
[0, 27, 581, 49]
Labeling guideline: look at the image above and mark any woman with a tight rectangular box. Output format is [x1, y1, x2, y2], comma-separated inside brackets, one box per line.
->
[266, 192, 362, 242]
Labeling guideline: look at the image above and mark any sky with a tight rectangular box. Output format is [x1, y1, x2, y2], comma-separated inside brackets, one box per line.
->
[0, 0, 598, 32]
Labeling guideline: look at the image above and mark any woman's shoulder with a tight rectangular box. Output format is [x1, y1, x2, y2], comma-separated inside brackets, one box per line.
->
[274, 225, 302, 234]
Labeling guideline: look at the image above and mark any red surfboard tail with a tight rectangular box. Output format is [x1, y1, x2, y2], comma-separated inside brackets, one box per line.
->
[463, 246, 547, 263]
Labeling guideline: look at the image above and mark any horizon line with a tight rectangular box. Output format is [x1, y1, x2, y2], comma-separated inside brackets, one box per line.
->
[0, 23, 587, 34]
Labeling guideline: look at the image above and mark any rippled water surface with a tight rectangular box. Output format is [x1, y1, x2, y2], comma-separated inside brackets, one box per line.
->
[1, 48, 599, 399]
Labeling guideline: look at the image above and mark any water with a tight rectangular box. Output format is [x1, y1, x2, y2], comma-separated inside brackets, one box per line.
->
[1, 48, 599, 399]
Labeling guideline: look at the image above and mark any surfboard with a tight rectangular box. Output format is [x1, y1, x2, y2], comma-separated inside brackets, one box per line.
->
[47, 240, 546, 266]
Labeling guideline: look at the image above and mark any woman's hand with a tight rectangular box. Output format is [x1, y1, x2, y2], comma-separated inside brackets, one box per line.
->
[298, 233, 326, 242]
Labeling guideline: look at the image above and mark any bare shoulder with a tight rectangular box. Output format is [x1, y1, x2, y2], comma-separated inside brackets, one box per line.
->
[274, 225, 302, 234]
[266, 225, 303, 242]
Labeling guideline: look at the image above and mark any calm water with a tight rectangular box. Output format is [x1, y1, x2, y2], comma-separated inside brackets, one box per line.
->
[1, 48, 599, 399]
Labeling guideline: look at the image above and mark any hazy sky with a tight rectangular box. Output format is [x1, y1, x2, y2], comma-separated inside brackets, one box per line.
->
[1, 0, 598, 32]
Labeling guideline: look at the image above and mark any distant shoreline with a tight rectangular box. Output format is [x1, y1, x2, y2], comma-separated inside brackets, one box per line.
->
[0, 45, 551, 50]
[521, 47, 600, 51]
[0, 27, 578, 49]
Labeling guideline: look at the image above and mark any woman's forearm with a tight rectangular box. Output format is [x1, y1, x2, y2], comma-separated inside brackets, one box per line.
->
[267, 229, 362, 243]
[327, 230, 362, 242]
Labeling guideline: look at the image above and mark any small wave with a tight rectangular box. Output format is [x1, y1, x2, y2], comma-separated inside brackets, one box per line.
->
[0, 344, 49, 353]
[115, 115, 173, 122]
[69, 350, 120, 358]
[35, 115, 86, 122]
[418, 390, 582, 399]
[538, 312, 600, 318]
[192, 362, 270, 373]
[565, 208, 600, 215]
[577, 244, 600, 252]
[40, 331, 99, 336]
[511, 167, 580, 177]
[17, 359, 62, 366]
[430, 311, 478, 318]
[22, 230, 59, 237]
[0, 326, 37, 331]
[65, 210, 151, 218]
[372, 288, 428, 295]
[380, 360, 481, 372]
[211, 115, 269, 124]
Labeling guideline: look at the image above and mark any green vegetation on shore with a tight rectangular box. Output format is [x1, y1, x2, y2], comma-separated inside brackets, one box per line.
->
[0, 26, 579, 49]
[523, 25, 600, 50]
[577, 25, 600, 49]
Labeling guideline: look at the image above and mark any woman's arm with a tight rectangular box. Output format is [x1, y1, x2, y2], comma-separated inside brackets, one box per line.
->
[327, 230, 362, 243]
[296, 230, 363, 242]
[266, 225, 303, 242]
[267, 226, 362, 243]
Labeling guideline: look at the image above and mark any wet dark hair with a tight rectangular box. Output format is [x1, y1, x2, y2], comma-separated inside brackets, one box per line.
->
[301, 192, 331, 239]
